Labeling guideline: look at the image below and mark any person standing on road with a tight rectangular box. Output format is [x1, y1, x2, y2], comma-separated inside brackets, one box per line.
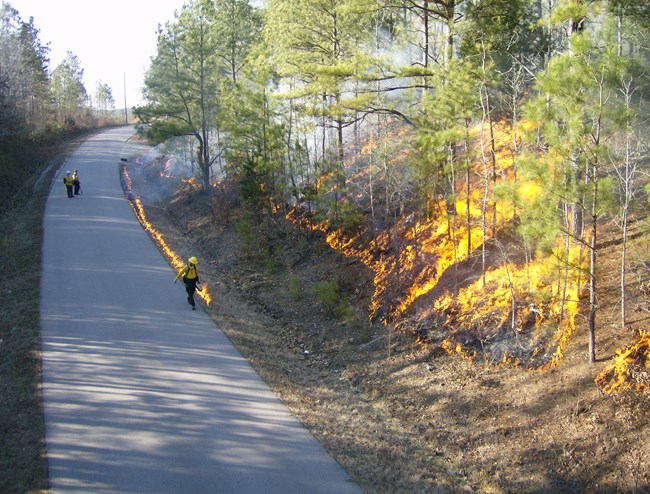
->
[72, 169, 81, 195]
[63, 171, 74, 198]
[174, 256, 200, 310]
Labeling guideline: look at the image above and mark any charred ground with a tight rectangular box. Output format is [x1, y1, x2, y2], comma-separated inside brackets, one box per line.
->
[127, 154, 649, 494]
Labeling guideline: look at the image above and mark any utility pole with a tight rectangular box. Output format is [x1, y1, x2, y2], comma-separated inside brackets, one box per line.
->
[123, 72, 128, 124]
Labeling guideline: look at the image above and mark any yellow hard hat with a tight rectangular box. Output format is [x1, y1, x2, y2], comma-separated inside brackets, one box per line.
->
[189, 257, 198, 264]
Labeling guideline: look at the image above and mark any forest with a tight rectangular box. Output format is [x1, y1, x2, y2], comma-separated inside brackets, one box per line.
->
[131, 0, 650, 392]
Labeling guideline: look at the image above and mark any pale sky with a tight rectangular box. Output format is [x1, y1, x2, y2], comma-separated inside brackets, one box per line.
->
[9, 0, 183, 109]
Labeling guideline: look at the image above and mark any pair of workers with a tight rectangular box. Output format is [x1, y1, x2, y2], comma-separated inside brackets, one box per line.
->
[62, 170, 81, 197]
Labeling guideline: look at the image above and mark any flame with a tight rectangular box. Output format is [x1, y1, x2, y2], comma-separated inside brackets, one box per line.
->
[159, 157, 173, 178]
[426, 239, 582, 368]
[283, 119, 589, 369]
[595, 330, 650, 394]
[121, 164, 212, 306]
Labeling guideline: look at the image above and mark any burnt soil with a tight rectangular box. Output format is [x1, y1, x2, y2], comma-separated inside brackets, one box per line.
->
[127, 155, 649, 494]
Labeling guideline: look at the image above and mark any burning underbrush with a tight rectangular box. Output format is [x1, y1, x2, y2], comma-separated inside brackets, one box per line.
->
[290, 203, 582, 370]
[283, 119, 584, 371]
[596, 330, 650, 394]
[277, 119, 650, 394]
[287, 200, 650, 395]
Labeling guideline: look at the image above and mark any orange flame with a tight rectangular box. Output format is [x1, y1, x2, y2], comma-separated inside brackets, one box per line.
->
[121, 164, 212, 306]
[596, 330, 650, 394]
[283, 119, 588, 369]
[159, 157, 173, 178]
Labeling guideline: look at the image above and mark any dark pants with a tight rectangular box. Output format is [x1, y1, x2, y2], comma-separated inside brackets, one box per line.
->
[74, 180, 80, 195]
[183, 278, 198, 307]
[66, 185, 74, 198]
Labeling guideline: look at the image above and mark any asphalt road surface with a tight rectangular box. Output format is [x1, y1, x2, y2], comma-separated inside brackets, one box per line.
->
[40, 127, 362, 494]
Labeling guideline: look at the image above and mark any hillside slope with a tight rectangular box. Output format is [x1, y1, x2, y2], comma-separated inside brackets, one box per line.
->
[127, 155, 649, 494]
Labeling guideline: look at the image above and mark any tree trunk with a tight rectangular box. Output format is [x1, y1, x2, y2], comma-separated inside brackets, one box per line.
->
[588, 208, 597, 364]
[465, 121, 471, 258]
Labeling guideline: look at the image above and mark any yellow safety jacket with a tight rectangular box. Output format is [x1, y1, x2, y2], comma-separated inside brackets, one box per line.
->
[63, 175, 74, 186]
[175, 264, 198, 281]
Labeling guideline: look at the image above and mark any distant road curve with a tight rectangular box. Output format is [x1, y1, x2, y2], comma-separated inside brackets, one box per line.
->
[40, 126, 362, 494]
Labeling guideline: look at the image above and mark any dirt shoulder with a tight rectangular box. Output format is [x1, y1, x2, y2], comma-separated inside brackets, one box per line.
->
[128, 156, 649, 494]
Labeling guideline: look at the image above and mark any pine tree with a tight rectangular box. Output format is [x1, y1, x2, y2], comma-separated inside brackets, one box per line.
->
[265, 0, 378, 240]
[525, 4, 627, 363]
[93, 82, 115, 119]
[51, 51, 88, 126]
[0, 4, 51, 134]
[139, 0, 220, 189]
[220, 43, 287, 215]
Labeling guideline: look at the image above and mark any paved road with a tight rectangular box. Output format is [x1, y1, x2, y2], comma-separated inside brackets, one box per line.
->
[40, 127, 362, 494]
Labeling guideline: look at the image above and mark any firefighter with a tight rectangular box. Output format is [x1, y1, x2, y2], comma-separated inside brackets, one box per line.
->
[63, 171, 74, 198]
[174, 256, 200, 310]
[72, 169, 81, 195]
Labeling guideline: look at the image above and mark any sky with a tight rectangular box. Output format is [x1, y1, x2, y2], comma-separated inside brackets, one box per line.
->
[9, 0, 183, 109]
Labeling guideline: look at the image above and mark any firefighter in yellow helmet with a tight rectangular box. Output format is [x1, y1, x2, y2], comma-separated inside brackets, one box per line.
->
[63, 171, 74, 198]
[174, 256, 200, 310]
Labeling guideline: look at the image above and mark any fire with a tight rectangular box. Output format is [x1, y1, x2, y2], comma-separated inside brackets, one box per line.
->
[121, 164, 212, 306]
[283, 118, 589, 369]
[425, 240, 582, 368]
[159, 157, 173, 178]
[595, 330, 650, 394]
